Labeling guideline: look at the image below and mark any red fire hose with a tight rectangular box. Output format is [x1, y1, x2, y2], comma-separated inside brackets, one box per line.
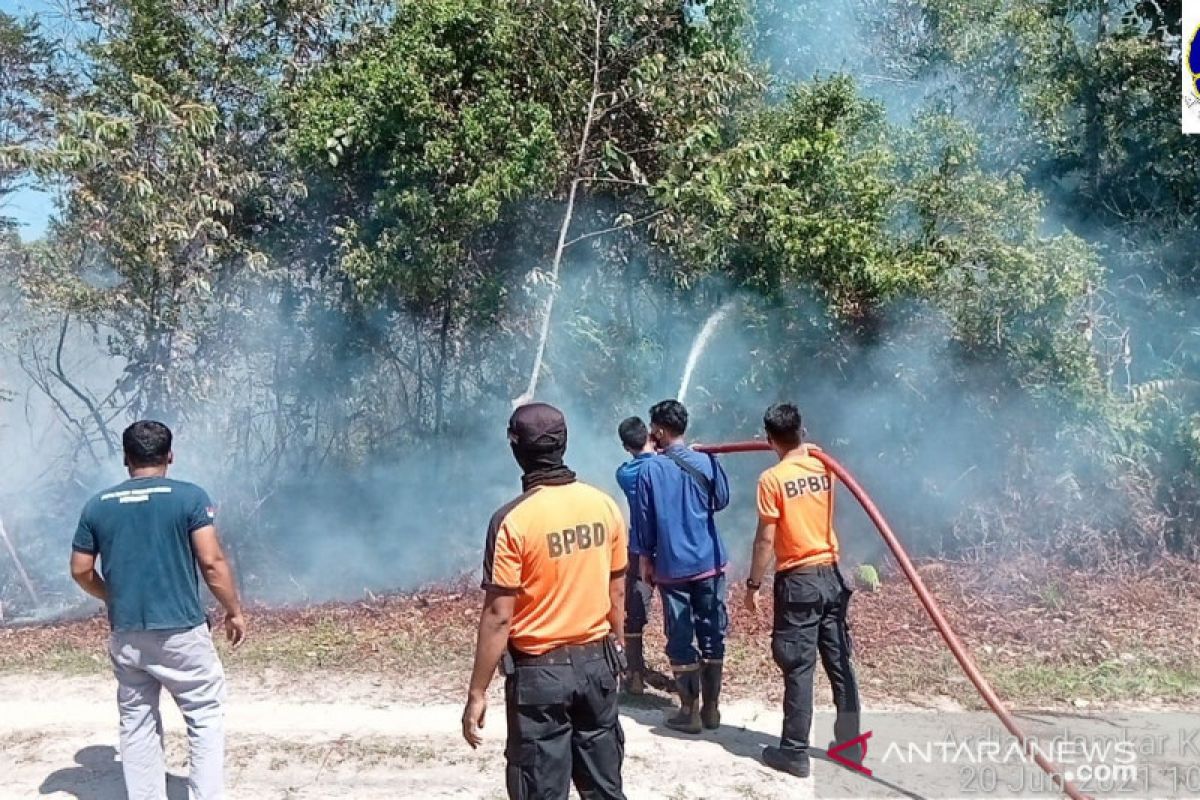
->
[696, 440, 1090, 800]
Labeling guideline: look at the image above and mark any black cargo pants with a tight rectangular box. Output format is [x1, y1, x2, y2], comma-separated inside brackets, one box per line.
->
[504, 639, 626, 800]
[771, 563, 861, 756]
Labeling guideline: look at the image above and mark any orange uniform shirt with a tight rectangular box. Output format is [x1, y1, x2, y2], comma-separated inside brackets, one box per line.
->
[482, 482, 628, 655]
[756, 449, 838, 572]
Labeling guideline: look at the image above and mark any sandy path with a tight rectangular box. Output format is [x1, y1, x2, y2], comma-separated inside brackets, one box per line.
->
[4, 674, 1197, 799]
[0, 674, 813, 800]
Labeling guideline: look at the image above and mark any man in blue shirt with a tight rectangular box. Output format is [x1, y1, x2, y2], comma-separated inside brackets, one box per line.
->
[70, 420, 246, 800]
[615, 416, 657, 694]
[634, 400, 731, 734]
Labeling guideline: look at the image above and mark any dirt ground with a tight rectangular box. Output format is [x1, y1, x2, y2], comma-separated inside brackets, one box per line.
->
[1, 672, 826, 800]
[4, 673, 1199, 800]
[3, 558, 1199, 799]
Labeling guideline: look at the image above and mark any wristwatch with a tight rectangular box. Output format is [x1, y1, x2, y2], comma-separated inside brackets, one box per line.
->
[745, 578, 762, 591]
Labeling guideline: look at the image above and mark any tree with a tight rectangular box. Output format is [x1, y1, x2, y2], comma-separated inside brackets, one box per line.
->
[287, 0, 759, 423]
[10, 0, 341, 420]
[4, 0, 1192, 586]
[877, 0, 1200, 556]
[0, 12, 63, 230]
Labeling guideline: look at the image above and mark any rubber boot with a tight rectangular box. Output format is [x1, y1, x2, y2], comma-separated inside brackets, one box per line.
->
[699, 659, 723, 730]
[763, 746, 811, 778]
[665, 669, 702, 734]
[624, 636, 646, 695]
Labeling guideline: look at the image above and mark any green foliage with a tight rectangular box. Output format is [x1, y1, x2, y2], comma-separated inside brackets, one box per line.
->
[896, 114, 1102, 402]
[5, 0, 1200, 574]
[896, 0, 1200, 556]
[286, 0, 760, 309]
[288, 0, 565, 303]
[6, 0, 333, 417]
[656, 78, 912, 312]
[0, 11, 64, 228]
[656, 77, 1100, 410]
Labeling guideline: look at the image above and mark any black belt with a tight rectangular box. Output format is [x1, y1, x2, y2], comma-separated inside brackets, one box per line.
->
[778, 561, 839, 577]
[509, 639, 608, 666]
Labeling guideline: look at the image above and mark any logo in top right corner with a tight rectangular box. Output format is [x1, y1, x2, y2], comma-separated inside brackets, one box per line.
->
[1184, 2, 1200, 133]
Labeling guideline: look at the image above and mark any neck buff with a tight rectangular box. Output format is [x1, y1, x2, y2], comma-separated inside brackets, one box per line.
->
[519, 460, 577, 492]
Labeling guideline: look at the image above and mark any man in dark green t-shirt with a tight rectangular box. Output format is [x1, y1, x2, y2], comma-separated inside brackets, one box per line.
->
[70, 420, 246, 800]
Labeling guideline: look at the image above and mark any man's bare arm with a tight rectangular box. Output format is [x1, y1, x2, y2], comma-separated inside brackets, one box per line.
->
[749, 519, 776, 587]
[191, 525, 246, 647]
[70, 551, 108, 602]
[468, 590, 515, 699]
[607, 574, 626, 648]
[463, 590, 515, 748]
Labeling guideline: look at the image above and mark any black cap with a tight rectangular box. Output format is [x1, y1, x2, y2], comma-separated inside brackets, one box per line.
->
[508, 402, 568, 453]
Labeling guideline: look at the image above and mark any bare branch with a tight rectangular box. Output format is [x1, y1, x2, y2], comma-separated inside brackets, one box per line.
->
[18, 345, 97, 463]
[563, 209, 666, 249]
[517, 5, 606, 404]
[577, 176, 646, 188]
[49, 315, 118, 455]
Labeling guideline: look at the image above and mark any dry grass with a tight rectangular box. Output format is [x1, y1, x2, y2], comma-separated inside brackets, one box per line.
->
[3, 557, 1198, 707]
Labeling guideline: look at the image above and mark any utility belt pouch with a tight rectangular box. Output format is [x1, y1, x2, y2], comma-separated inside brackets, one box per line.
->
[834, 565, 854, 596]
[501, 651, 516, 677]
[605, 635, 627, 676]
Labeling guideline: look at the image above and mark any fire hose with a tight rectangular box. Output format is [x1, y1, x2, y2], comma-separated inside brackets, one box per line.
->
[695, 440, 1090, 800]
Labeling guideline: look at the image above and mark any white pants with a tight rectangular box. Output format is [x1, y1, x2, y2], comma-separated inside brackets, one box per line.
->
[109, 624, 227, 800]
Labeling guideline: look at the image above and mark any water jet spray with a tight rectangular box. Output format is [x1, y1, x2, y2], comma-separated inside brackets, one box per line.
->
[678, 300, 736, 404]
[696, 439, 1091, 800]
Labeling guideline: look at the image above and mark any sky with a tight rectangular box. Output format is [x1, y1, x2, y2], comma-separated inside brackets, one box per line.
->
[2, 0, 71, 242]
[2, 188, 53, 242]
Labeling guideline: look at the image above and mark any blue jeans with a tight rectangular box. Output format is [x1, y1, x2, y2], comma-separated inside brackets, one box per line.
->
[659, 573, 728, 667]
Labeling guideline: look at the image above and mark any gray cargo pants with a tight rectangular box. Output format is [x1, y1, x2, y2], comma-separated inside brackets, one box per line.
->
[109, 623, 227, 800]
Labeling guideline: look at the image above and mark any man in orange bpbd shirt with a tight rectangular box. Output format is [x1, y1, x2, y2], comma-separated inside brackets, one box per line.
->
[462, 402, 629, 800]
[744, 403, 861, 779]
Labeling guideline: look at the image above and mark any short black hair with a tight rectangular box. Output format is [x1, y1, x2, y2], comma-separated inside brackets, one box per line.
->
[122, 420, 172, 467]
[618, 416, 648, 450]
[763, 403, 802, 448]
[649, 400, 688, 437]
